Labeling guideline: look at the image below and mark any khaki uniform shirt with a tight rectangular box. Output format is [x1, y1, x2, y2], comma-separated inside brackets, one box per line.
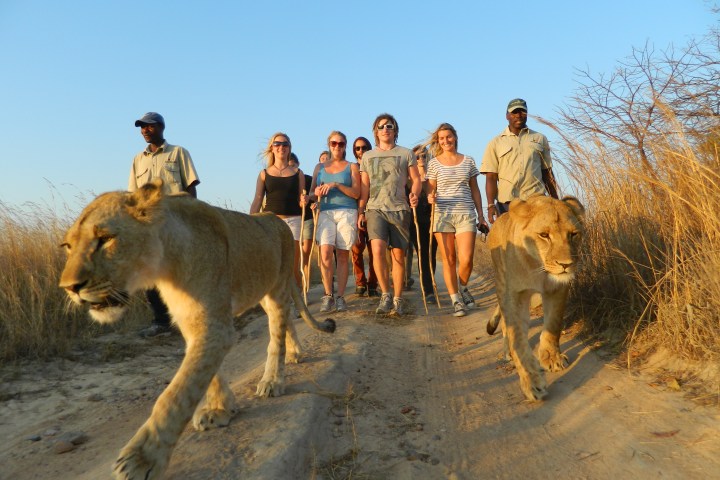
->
[128, 141, 199, 195]
[480, 127, 551, 202]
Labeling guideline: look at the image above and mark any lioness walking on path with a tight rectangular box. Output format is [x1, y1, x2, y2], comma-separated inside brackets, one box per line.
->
[59, 179, 336, 479]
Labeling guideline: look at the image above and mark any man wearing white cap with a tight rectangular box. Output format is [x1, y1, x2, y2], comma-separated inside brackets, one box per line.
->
[129, 112, 200, 337]
[480, 98, 558, 223]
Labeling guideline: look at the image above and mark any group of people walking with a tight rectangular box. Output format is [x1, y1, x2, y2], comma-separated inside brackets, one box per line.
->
[129, 98, 560, 335]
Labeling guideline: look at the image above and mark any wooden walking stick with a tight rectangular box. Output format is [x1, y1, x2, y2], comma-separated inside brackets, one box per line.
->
[299, 190, 308, 305]
[308, 194, 322, 292]
[428, 203, 442, 308]
[412, 207, 428, 315]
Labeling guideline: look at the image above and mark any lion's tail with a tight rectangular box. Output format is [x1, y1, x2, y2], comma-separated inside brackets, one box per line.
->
[291, 285, 336, 334]
[487, 306, 502, 335]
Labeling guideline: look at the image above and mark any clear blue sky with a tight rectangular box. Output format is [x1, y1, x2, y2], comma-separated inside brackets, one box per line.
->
[0, 1, 714, 213]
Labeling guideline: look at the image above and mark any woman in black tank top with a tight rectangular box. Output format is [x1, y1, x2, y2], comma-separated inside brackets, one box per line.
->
[249, 132, 308, 291]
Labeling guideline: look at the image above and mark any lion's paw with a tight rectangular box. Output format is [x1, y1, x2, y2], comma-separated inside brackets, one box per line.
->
[518, 366, 548, 402]
[539, 348, 569, 372]
[193, 407, 234, 431]
[113, 441, 168, 480]
[256, 380, 285, 398]
[285, 350, 301, 364]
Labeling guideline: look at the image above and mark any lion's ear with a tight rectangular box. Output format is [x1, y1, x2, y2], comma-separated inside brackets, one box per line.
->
[125, 180, 164, 222]
[562, 196, 585, 222]
[508, 199, 533, 221]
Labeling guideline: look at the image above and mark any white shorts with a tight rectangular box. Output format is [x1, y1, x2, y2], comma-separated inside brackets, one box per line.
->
[281, 216, 302, 241]
[317, 208, 358, 250]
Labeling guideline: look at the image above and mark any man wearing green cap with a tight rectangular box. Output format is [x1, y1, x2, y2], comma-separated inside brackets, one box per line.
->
[129, 112, 201, 337]
[480, 98, 559, 223]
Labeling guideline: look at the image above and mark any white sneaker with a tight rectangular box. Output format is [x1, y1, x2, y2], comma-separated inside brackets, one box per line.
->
[376, 293, 393, 314]
[453, 301, 467, 317]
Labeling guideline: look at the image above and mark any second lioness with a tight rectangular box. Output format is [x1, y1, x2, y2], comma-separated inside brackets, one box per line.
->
[486, 195, 585, 401]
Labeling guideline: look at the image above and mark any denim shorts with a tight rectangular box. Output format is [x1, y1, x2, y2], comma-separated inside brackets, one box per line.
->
[433, 211, 477, 234]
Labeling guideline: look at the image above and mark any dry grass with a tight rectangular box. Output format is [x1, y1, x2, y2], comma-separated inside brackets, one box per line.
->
[537, 112, 720, 381]
[0, 200, 147, 361]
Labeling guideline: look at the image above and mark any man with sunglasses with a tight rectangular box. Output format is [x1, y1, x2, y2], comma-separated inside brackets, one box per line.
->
[480, 98, 559, 223]
[129, 112, 200, 337]
[358, 114, 422, 316]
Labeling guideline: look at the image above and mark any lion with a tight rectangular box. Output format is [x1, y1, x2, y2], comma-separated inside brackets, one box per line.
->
[58, 179, 336, 480]
[486, 195, 584, 401]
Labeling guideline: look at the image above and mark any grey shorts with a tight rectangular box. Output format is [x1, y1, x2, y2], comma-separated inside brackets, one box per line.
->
[301, 217, 314, 241]
[433, 211, 478, 234]
[366, 209, 411, 250]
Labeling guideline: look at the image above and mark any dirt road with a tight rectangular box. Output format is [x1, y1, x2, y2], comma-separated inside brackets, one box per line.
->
[2, 271, 718, 479]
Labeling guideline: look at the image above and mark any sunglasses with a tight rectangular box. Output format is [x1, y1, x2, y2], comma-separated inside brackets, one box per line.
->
[355, 145, 370, 152]
[272, 141, 290, 147]
[330, 141, 346, 148]
[377, 123, 395, 131]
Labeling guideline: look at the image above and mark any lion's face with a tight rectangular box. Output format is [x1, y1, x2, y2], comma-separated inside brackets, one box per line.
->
[59, 182, 165, 323]
[509, 196, 585, 284]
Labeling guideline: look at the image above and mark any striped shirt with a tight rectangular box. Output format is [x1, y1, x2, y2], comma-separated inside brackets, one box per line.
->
[426, 155, 480, 215]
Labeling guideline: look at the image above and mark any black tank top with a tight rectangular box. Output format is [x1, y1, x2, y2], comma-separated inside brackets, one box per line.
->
[264, 170, 302, 216]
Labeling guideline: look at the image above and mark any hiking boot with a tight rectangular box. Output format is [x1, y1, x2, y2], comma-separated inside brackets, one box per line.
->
[138, 323, 172, 338]
[367, 287, 379, 297]
[390, 297, 405, 316]
[403, 277, 415, 291]
[320, 295, 335, 313]
[335, 296, 347, 312]
[375, 293, 393, 314]
[461, 287, 475, 308]
[355, 285, 367, 296]
[453, 301, 467, 317]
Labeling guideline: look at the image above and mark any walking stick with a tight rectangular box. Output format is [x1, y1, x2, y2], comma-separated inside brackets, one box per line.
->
[429, 203, 441, 308]
[308, 194, 321, 293]
[299, 190, 308, 305]
[412, 207, 428, 315]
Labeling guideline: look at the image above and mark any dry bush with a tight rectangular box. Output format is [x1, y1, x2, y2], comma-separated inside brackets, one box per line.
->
[0, 201, 148, 361]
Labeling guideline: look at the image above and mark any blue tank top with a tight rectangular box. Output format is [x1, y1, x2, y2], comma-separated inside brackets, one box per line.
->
[317, 163, 357, 211]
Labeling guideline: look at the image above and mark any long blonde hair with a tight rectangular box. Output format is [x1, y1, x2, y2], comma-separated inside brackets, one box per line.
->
[428, 123, 458, 158]
[263, 132, 292, 167]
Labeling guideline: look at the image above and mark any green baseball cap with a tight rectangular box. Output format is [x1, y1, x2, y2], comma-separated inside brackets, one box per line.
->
[506, 98, 527, 112]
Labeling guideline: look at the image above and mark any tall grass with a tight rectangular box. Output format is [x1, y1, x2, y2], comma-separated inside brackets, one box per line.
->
[539, 112, 720, 378]
[0, 201, 146, 361]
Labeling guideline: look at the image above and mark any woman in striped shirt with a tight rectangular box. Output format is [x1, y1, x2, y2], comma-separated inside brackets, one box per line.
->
[426, 123, 488, 317]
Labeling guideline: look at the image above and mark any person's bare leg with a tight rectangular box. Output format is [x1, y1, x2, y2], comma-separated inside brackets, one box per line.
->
[335, 249, 350, 297]
[436, 232, 458, 295]
[370, 239, 390, 293]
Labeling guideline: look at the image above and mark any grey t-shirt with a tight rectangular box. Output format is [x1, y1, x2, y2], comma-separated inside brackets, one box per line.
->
[360, 145, 416, 212]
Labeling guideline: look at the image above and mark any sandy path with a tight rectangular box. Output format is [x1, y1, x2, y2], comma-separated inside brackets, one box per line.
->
[1, 269, 718, 479]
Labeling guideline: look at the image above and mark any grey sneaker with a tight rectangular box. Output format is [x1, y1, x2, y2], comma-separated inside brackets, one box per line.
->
[453, 301, 467, 317]
[375, 293, 393, 314]
[320, 295, 335, 313]
[461, 288, 475, 308]
[335, 296, 347, 312]
[390, 297, 405, 316]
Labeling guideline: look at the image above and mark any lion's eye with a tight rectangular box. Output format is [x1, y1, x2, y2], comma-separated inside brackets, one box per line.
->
[538, 232, 550, 239]
[95, 235, 115, 252]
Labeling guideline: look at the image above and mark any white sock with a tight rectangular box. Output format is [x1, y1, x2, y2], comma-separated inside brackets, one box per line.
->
[450, 293, 461, 303]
